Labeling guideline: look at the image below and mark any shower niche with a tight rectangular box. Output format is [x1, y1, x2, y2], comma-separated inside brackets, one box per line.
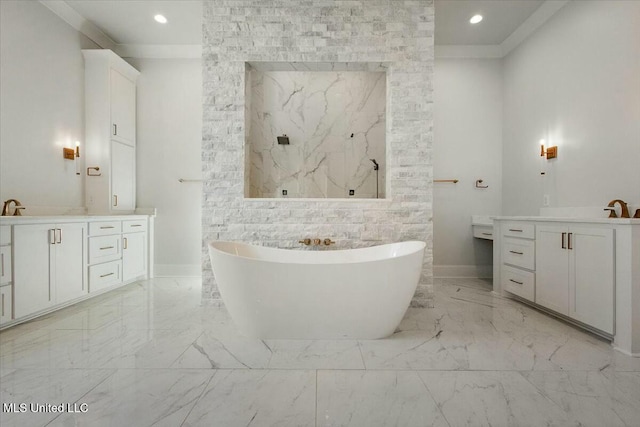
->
[244, 62, 387, 199]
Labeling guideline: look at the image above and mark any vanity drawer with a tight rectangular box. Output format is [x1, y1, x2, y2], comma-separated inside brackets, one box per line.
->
[503, 222, 535, 239]
[122, 219, 146, 233]
[0, 246, 12, 285]
[89, 260, 122, 293]
[0, 226, 10, 245]
[89, 235, 121, 264]
[473, 225, 494, 240]
[502, 237, 535, 270]
[502, 265, 535, 302]
[89, 221, 122, 236]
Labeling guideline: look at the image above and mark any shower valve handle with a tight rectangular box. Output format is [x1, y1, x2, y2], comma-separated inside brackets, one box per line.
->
[298, 238, 311, 246]
[323, 239, 335, 246]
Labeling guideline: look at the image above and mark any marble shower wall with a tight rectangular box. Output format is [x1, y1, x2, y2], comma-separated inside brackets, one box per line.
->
[248, 70, 386, 198]
[203, 0, 434, 307]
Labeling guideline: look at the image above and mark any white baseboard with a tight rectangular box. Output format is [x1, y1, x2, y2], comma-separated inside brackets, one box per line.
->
[155, 264, 201, 277]
[434, 265, 493, 279]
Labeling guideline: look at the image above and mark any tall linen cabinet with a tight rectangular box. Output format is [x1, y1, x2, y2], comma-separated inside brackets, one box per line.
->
[82, 50, 140, 214]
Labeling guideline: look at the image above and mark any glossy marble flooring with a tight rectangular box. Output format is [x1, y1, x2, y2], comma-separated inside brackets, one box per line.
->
[1, 277, 640, 427]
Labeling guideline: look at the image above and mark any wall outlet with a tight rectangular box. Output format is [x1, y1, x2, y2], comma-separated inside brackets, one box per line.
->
[349, 189, 355, 196]
[281, 189, 287, 196]
[543, 194, 550, 207]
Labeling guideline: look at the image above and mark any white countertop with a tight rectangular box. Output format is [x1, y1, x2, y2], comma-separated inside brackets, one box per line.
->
[494, 216, 640, 225]
[471, 216, 495, 226]
[0, 214, 151, 226]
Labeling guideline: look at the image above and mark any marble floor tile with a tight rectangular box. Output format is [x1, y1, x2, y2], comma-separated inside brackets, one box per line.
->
[2, 276, 640, 426]
[182, 370, 316, 427]
[0, 368, 114, 427]
[49, 369, 214, 427]
[265, 339, 365, 369]
[522, 370, 640, 427]
[170, 329, 272, 369]
[359, 330, 461, 370]
[317, 370, 449, 427]
[419, 371, 570, 426]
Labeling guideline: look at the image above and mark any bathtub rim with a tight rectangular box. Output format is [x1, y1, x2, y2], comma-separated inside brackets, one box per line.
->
[208, 240, 426, 265]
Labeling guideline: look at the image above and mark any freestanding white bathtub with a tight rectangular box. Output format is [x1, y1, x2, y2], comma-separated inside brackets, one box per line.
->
[208, 240, 426, 339]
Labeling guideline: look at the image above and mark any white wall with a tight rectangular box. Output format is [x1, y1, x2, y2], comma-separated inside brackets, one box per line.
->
[502, 0, 640, 216]
[433, 58, 503, 277]
[127, 58, 202, 276]
[0, 0, 98, 208]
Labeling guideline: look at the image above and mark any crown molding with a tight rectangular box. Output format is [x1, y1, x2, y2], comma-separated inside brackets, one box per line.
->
[501, 0, 570, 57]
[435, 0, 570, 59]
[435, 45, 503, 59]
[39, 0, 117, 50]
[115, 44, 202, 59]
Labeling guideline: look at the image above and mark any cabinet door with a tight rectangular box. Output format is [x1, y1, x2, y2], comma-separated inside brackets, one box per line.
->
[535, 225, 569, 315]
[0, 285, 12, 324]
[55, 223, 87, 304]
[111, 140, 135, 211]
[110, 68, 136, 145]
[123, 232, 146, 282]
[569, 227, 614, 334]
[13, 224, 55, 318]
[0, 245, 11, 285]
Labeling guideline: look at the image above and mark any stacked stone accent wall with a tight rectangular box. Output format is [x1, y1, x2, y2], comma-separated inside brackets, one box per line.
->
[202, 0, 435, 306]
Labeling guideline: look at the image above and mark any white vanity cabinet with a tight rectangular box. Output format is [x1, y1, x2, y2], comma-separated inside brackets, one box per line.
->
[536, 224, 614, 334]
[13, 223, 87, 319]
[83, 49, 139, 214]
[494, 217, 628, 341]
[0, 226, 13, 324]
[0, 215, 153, 330]
[122, 220, 147, 282]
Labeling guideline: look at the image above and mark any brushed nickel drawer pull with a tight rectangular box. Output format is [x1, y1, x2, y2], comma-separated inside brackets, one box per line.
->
[123, 238, 128, 250]
[100, 246, 114, 250]
[130, 224, 142, 227]
[100, 226, 115, 229]
[509, 279, 523, 285]
[1, 253, 4, 276]
[568, 232, 573, 250]
[508, 228, 523, 232]
[561, 232, 566, 249]
[1, 293, 4, 317]
[482, 232, 492, 236]
[509, 250, 524, 255]
[100, 272, 114, 278]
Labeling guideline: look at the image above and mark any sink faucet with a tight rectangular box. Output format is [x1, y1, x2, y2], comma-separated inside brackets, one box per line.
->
[604, 199, 630, 218]
[1, 199, 25, 216]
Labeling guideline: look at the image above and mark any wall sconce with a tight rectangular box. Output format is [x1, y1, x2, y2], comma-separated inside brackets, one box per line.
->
[540, 144, 557, 160]
[63, 141, 81, 175]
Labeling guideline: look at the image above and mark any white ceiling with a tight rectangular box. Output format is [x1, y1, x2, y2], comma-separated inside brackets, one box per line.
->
[435, 0, 545, 45]
[45, 0, 566, 57]
[64, 0, 202, 45]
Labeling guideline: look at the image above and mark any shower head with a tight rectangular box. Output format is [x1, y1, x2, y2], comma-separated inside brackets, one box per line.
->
[370, 159, 379, 170]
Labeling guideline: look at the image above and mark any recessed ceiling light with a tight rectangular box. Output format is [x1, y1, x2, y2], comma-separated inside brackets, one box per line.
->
[154, 14, 167, 24]
[470, 14, 483, 24]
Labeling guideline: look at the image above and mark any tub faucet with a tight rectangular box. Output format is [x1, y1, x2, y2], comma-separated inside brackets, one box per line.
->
[2, 199, 25, 216]
[604, 199, 630, 218]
